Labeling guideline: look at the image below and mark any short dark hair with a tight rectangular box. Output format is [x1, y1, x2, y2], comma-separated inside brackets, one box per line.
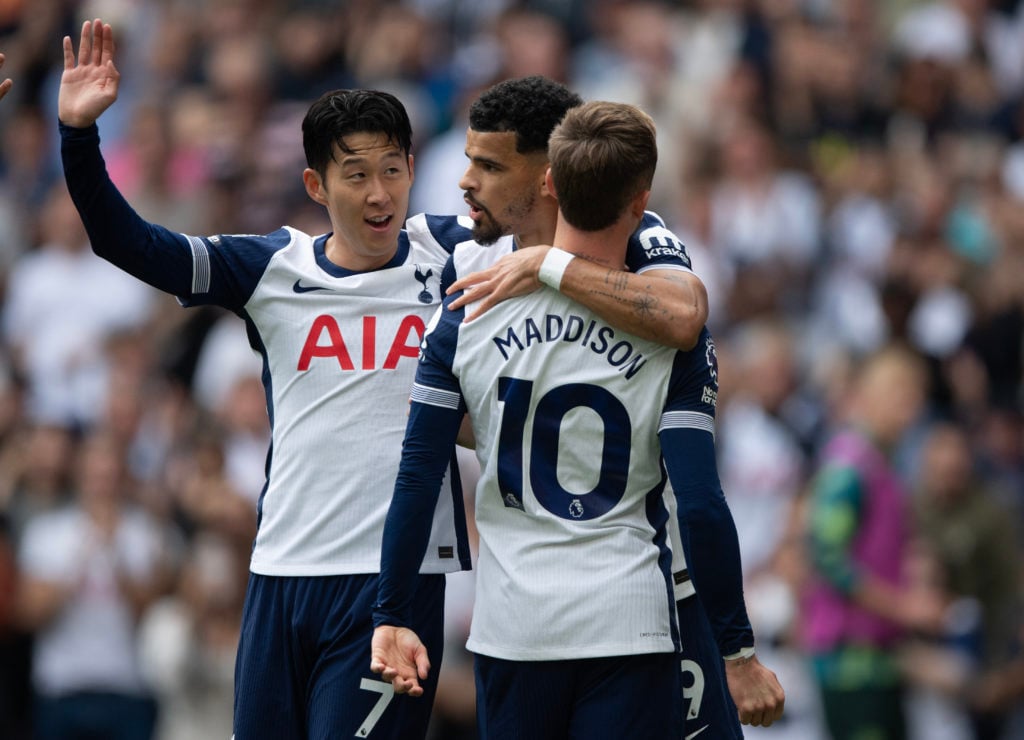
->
[548, 101, 657, 231]
[302, 89, 413, 177]
[468, 76, 583, 154]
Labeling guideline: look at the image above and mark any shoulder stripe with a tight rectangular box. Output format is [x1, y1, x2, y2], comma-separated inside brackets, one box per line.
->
[410, 383, 461, 410]
[635, 262, 692, 275]
[659, 410, 715, 436]
[187, 235, 211, 294]
[424, 214, 474, 254]
[642, 210, 667, 228]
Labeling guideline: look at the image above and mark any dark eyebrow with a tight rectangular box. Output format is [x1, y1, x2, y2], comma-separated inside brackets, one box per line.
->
[465, 151, 504, 170]
[339, 150, 405, 168]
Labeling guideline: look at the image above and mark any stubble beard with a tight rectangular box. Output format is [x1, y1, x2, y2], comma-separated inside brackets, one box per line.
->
[473, 189, 536, 246]
[471, 215, 504, 246]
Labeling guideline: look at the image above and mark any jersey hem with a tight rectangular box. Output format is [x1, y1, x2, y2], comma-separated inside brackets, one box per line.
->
[465, 639, 677, 661]
[249, 558, 468, 577]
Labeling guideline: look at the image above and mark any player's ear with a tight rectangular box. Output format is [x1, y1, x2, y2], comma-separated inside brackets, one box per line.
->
[407, 154, 415, 186]
[543, 167, 557, 201]
[303, 168, 328, 206]
[630, 189, 650, 220]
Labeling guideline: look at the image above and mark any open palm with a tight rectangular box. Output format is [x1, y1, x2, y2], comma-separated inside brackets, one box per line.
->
[59, 19, 120, 129]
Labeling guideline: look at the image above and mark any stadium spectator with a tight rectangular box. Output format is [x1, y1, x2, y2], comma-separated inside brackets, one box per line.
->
[14, 427, 173, 740]
[904, 421, 1022, 738]
[802, 344, 949, 740]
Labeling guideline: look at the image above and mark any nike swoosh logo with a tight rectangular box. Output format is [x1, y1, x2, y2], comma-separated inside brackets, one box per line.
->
[293, 279, 329, 293]
[685, 725, 709, 739]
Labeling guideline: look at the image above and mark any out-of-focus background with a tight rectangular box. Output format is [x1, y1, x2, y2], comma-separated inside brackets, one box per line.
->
[0, 1, 1021, 738]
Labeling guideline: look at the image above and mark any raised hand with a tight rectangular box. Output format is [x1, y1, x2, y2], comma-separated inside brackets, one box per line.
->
[370, 625, 431, 697]
[58, 19, 119, 128]
[0, 53, 12, 101]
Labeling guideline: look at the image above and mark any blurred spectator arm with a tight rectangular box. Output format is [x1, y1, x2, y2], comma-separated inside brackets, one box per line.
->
[14, 575, 72, 630]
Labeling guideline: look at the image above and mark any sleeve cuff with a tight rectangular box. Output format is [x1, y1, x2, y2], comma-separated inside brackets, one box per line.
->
[723, 645, 756, 661]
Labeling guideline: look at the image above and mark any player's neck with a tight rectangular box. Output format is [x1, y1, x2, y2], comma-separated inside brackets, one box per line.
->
[324, 234, 397, 272]
[552, 213, 630, 270]
[512, 200, 558, 250]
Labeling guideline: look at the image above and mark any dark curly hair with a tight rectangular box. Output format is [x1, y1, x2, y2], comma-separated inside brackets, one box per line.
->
[302, 89, 413, 178]
[468, 76, 584, 154]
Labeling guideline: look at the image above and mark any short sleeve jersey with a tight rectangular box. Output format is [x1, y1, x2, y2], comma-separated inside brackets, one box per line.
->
[408, 288, 719, 660]
[177, 215, 478, 576]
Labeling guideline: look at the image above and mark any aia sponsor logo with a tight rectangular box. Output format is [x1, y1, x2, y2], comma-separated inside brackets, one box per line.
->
[297, 315, 426, 371]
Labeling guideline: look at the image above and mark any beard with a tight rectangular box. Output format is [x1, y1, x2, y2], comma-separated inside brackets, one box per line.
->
[471, 213, 505, 245]
[469, 189, 536, 246]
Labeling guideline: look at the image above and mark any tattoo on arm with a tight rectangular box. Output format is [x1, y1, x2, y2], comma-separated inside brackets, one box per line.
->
[587, 267, 661, 322]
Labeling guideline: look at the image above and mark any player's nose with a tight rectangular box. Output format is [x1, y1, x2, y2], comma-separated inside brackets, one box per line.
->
[366, 175, 391, 205]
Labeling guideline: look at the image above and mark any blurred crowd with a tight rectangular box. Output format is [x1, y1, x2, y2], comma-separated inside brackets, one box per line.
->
[0, 0, 1022, 738]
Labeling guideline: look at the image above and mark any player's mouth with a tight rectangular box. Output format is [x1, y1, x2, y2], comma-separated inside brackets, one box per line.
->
[365, 214, 393, 232]
[464, 195, 488, 222]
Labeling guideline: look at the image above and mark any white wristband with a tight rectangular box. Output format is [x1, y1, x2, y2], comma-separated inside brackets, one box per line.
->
[538, 248, 575, 290]
[723, 646, 756, 661]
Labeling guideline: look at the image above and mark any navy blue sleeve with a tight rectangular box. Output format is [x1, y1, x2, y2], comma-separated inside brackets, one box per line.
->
[373, 400, 464, 628]
[374, 296, 466, 628]
[659, 329, 753, 656]
[625, 210, 693, 272]
[661, 428, 754, 656]
[61, 122, 194, 295]
[61, 122, 283, 312]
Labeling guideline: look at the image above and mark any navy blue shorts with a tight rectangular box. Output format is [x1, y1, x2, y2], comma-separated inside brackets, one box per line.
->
[473, 650, 682, 739]
[233, 572, 445, 740]
[677, 595, 743, 739]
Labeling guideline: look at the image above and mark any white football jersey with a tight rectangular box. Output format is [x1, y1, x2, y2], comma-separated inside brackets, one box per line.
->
[181, 215, 475, 576]
[414, 286, 699, 661]
[447, 215, 697, 602]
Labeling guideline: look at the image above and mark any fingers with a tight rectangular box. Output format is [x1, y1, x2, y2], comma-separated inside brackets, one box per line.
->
[0, 78, 10, 101]
[90, 19, 104, 66]
[445, 273, 482, 296]
[463, 294, 498, 323]
[62, 34, 75, 69]
[446, 267, 497, 297]
[416, 651, 431, 680]
[394, 677, 424, 697]
[446, 289, 473, 311]
[77, 20, 92, 67]
[737, 688, 785, 728]
[99, 20, 115, 66]
[70, 18, 113, 68]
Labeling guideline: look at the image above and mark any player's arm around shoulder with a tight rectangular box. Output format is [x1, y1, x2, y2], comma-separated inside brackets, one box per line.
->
[445, 214, 709, 350]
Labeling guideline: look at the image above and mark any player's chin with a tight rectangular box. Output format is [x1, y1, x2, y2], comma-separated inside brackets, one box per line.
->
[471, 221, 503, 246]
